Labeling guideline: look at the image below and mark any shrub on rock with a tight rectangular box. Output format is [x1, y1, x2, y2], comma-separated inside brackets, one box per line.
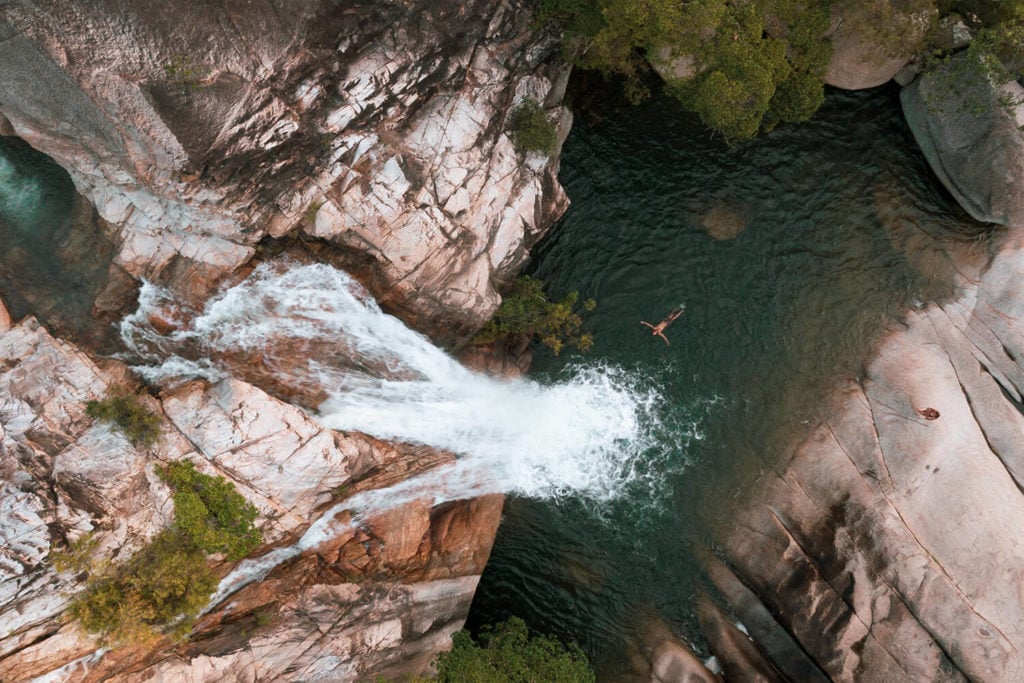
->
[158, 460, 261, 560]
[509, 98, 558, 155]
[85, 392, 162, 448]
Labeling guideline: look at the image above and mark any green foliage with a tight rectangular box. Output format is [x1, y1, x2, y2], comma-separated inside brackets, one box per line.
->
[66, 463, 260, 645]
[51, 532, 101, 574]
[158, 460, 261, 560]
[434, 617, 595, 682]
[86, 392, 162, 448]
[508, 99, 559, 155]
[923, 2, 1024, 114]
[472, 276, 595, 355]
[163, 55, 209, 87]
[539, 0, 833, 141]
[68, 530, 217, 646]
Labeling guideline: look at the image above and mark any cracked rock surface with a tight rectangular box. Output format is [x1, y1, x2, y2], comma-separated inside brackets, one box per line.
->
[712, 236, 1024, 681]
[0, 315, 503, 681]
[0, 0, 570, 341]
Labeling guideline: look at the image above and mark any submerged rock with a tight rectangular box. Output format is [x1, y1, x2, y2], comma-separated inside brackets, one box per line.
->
[901, 54, 1024, 227]
[699, 201, 748, 241]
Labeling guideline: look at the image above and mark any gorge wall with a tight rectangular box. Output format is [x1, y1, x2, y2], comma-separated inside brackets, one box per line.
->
[0, 0, 571, 341]
[0, 0, 570, 679]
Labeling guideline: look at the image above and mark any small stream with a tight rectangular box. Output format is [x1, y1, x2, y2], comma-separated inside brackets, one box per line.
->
[468, 83, 987, 676]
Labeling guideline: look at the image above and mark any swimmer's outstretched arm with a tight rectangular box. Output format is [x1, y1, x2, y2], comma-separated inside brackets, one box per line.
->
[640, 321, 656, 330]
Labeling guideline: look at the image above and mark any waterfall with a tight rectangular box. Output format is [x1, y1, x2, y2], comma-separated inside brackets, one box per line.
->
[124, 260, 667, 604]
[125, 260, 664, 501]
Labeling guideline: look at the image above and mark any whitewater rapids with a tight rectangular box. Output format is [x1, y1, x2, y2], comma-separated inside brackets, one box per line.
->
[124, 260, 665, 503]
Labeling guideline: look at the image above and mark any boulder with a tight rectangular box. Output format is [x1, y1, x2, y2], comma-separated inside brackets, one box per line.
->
[826, 1, 934, 90]
[901, 54, 1024, 226]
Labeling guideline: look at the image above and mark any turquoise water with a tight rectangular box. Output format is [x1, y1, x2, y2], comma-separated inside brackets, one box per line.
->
[468, 84, 985, 675]
[0, 135, 122, 349]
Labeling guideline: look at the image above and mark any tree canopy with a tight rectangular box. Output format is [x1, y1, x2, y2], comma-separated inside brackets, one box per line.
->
[540, 0, 833, 141]
[539, 0, 1024, 141]
[434, 617, 595, 682]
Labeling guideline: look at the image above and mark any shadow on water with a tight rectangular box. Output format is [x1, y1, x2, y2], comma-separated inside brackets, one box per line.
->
[468, 83, 992, 676]
[0, 135, 132, 351]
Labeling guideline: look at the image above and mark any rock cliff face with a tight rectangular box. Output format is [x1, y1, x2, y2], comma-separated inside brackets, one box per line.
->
[0, 1, 568, 680]
[0, 314, 504, 681]
[0, 0, 570, 341]
[699, 233, 1024, 680]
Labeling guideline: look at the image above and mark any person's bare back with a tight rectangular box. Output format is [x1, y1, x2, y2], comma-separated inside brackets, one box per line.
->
[640, 305, 685, 345]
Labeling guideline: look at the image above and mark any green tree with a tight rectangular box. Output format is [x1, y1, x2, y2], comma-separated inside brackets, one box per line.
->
[434, 617, 595, 682]
[473, 276, 595, 355]
[538, 0, 834, 141]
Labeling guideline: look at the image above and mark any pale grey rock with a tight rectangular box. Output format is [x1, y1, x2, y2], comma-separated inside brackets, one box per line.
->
[902, 55, 1024, 226]
[934, 14, 973, 51]
[0, 0, 571, 337]
[893, 61, 923, 87]
[719, 239, 1024, 681]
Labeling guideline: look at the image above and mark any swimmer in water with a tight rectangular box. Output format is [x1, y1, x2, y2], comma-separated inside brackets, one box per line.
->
[641, 305, 685, 345]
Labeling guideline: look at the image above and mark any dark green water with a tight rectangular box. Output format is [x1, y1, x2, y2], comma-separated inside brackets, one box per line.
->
[468, 85, 985, 676]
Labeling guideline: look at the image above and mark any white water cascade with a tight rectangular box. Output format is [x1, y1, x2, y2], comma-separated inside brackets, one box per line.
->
[123, 260, 667, 603]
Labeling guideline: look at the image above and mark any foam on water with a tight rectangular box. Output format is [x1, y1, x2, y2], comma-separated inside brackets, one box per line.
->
[125, 260, 670, 604]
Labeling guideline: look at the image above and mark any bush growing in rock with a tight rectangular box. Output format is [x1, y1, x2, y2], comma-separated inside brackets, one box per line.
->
[68, 530, 217, 646]
[85, 392, 162, 448]
[508, 98, 558, 155]
[66, 462, 261, 645]
[158, 460, 261, 560]
[433, 617, 595, 682]
[472, 276, 595, 355]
